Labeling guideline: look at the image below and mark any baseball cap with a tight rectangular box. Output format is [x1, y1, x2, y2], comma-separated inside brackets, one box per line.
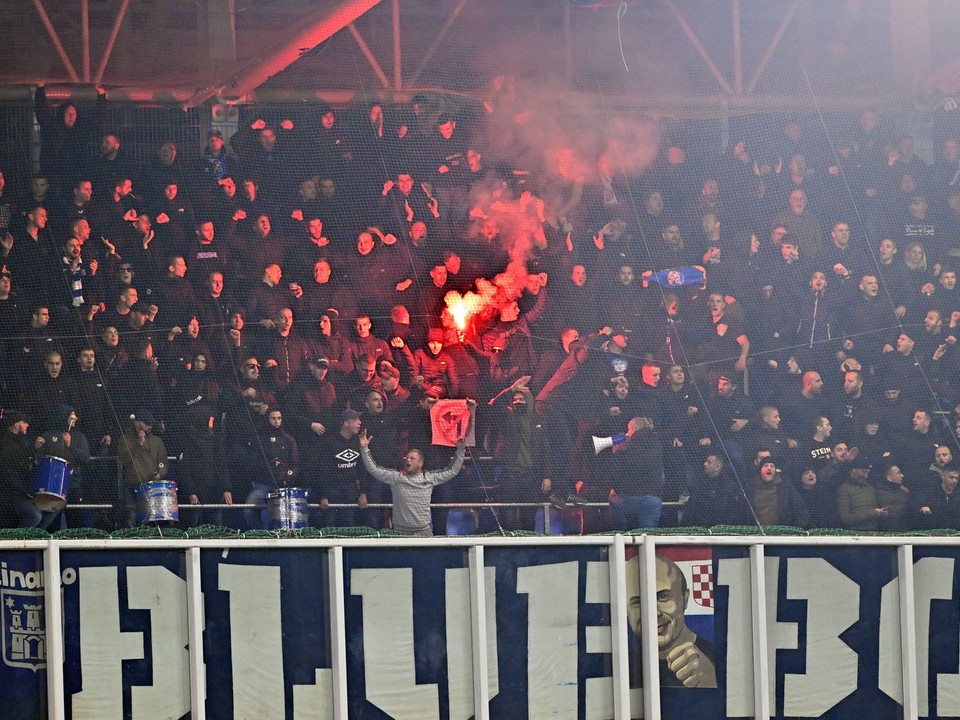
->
[131, 409, 156, 426]
[378, 363, 400, 379]
[1, 409, 28, 428]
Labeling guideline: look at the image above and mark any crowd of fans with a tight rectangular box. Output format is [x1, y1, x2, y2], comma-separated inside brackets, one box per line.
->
[1, 84, 960, 535]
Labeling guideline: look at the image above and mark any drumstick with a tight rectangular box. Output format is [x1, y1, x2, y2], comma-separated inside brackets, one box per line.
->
[66, 415, 75, 433]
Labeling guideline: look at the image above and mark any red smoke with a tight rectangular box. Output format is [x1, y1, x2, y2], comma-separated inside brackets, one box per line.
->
[446, 83, 660, 330]
[445, 181, 546, 328]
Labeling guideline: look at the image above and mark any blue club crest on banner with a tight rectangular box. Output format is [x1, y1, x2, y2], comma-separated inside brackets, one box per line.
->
[1, 589, 45, 672]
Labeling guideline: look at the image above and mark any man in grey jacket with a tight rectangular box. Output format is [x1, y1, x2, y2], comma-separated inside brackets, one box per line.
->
[358, 430, 465, 536]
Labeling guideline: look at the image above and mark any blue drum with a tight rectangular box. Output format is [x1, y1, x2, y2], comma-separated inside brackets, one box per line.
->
[33, 456, 71, 512]
[267, 487, 309, 530]
[136, 481, 179, 524]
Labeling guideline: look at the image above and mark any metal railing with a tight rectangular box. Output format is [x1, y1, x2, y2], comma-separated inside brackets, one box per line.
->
[52, 454, 686, 534]
[63, 500, 687, 535]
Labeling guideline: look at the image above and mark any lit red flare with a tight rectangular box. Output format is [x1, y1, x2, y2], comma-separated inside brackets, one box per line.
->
[445, 291, 471, 330]
[448, 295, 468, 330]
[444, 276, 518, 333]
[445, 288, 497, 331]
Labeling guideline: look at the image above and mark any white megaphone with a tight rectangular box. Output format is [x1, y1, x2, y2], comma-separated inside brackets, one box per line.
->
[592, 433, 627, 455]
